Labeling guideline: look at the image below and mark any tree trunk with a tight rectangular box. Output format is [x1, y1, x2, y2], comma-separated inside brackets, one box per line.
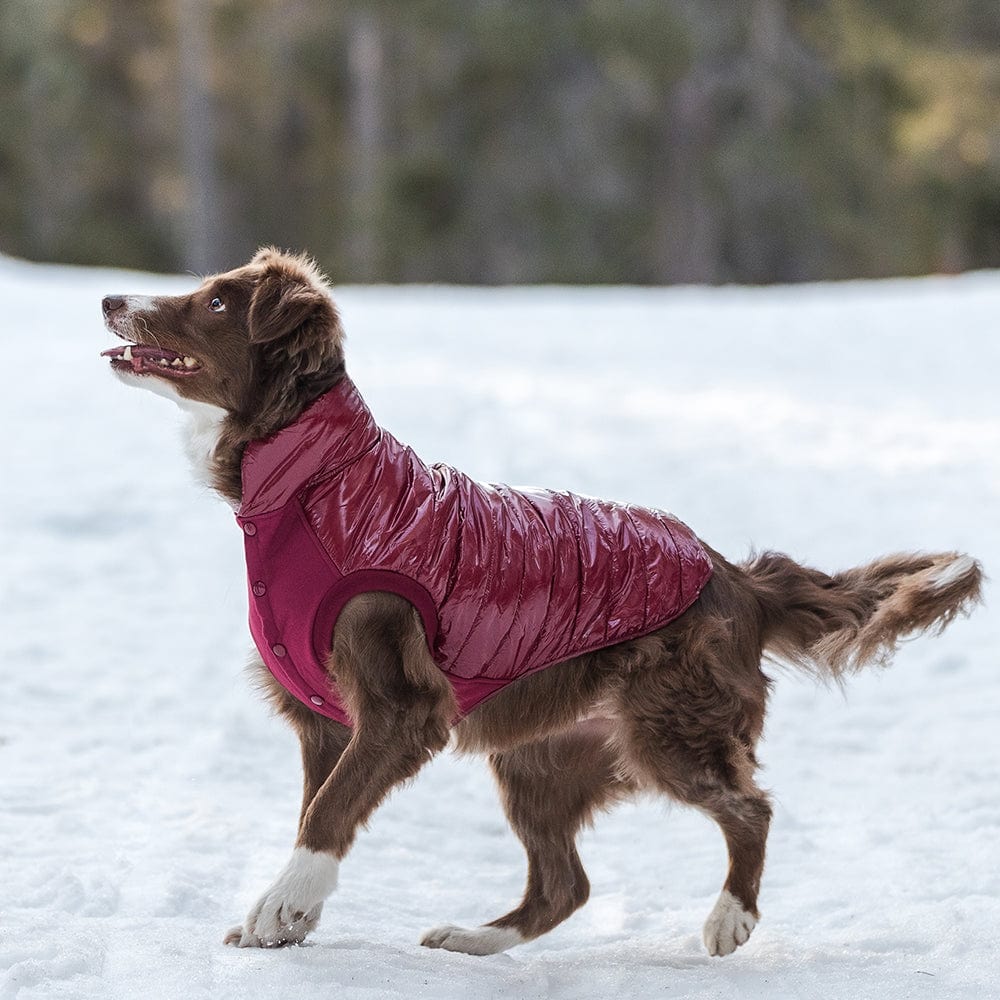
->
[652, 73, 721, 284]
[346, 9, 387, 281]
[176, 0, 222, 274]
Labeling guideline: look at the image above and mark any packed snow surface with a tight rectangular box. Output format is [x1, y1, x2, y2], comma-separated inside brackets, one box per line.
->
[1, 258, 996, 999]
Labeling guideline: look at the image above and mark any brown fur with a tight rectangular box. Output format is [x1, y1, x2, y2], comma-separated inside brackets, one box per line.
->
[103, 248, 984, 955]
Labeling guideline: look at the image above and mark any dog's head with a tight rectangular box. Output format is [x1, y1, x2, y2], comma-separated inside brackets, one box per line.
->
[101, 248, 345, 431]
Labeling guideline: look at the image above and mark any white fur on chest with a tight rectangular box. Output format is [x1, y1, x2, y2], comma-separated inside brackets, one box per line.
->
[111, 369, 230, 501]
[178, 398, 229, 502]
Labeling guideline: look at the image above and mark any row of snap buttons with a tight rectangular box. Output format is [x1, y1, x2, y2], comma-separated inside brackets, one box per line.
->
[245, 521, 324, 708]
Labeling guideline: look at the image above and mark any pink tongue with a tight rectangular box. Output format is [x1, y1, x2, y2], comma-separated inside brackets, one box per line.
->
[102, 344, 198, 374]
[103, 345, 180, 371]
[131, 346, 178, 362]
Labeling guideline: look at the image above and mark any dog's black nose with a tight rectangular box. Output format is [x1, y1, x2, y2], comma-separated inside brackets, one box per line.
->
[102, 295, 126, 317]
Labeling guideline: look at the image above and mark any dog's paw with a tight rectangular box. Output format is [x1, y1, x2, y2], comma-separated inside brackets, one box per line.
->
[420, 923, 524, 956]
[224, 848, 338, 948]
[223, 924, 249, 947]
[223, 902, 322, 948]
[702, 890, 757, 957]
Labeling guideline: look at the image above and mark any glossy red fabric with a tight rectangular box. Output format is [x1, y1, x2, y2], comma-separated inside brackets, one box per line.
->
[236, 378, 713, 725]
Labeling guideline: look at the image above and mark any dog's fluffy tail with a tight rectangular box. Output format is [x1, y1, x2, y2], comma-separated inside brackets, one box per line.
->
[744, 550, 984, 680]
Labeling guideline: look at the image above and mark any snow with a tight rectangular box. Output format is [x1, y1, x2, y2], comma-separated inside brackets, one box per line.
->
[1, 256, 997, 999]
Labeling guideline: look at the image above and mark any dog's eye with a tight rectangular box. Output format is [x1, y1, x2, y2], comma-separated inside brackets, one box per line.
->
[209, 297, 226, 313]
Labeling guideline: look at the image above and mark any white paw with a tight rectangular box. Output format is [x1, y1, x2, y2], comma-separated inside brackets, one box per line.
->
[702, 890, 757, 957]
[223, 903, 322, 948]
[420, 923, 524, 956]
[224, 848, 338, 948]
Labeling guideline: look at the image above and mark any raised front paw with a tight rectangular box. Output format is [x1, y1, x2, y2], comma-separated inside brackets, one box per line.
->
[223, 848, 338, 948]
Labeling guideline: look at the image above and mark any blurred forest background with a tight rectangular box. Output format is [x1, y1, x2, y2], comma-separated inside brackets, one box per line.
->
[3, 0, 1000, 284]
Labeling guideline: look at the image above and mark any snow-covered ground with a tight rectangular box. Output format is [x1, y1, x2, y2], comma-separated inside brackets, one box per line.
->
[1, 257, 996, 1000]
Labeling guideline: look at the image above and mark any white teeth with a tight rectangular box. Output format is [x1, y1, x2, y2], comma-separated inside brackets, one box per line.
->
[158, 358, 169, 366]
[183, 357, 197, 368]
[171, 358, 183, 367]
[122, 345, 132, 361]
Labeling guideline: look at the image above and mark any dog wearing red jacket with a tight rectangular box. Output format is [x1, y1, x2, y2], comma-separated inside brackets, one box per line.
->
[102, 248, 982, 957]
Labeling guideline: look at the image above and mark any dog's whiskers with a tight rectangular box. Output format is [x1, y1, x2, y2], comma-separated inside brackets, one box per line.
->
[134, 313, 164, 350]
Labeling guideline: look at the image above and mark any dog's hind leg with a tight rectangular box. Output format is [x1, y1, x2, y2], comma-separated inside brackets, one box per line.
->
[626, 714, 771, 955]
[688, 769, 772, 957]
[421, 717, 633, 955]
[615, 615, 772, 957]
[226, 593, 455, 948]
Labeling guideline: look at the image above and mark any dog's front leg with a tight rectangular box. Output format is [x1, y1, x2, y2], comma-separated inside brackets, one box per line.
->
[225, 709, 352, 947]
[226, 593, 454, 948]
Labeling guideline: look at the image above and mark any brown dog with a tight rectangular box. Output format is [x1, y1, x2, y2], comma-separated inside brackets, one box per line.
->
[101, 248, 982, 957]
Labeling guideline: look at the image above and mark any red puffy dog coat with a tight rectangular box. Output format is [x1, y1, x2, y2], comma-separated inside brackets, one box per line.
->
[236, 378, 713, 725]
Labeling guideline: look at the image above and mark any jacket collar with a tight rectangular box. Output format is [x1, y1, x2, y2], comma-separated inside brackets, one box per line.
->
[238, 376, 381, 517]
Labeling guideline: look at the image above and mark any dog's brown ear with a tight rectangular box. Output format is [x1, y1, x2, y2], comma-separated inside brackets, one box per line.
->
[248, 250, 334, 345]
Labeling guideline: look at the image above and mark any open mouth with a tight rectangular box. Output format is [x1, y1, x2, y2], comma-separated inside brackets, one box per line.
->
[101, 344, 202, 377]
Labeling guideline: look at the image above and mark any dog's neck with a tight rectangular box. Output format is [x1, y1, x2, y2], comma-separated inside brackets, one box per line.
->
[175, 398, 237, 506]
[183, 368, 348, 510]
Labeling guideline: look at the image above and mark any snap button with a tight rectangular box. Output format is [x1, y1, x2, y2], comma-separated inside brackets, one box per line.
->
[252, 581, 267, 597]
[243, 521, 257, 536]
[271, 643, 287, 657]
[310, 695, 324, 707]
